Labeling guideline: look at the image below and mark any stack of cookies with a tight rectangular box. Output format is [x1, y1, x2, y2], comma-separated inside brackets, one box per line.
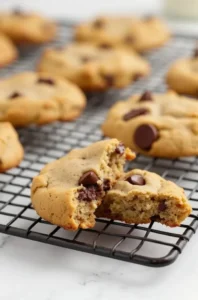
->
[0, 10, 195, 230]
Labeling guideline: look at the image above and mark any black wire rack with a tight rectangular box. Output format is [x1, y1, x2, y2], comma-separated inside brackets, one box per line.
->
[0, 22, 198, 267]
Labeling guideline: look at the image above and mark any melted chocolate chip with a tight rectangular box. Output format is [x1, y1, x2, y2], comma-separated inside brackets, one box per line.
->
[81, 56, 93, 63]
[144, 15, 154, 21]
[79, 171, 99, 186]
[37, 78, 55, 85]
[158, 201, 167, 212]
[133, 73, 143, 81]
[93, 19, 105, 29]
[98, 43, 112, 49]
[12, 8, 23, 15]
[103, 179, 111, 191]
[115, 143, 125, 155]
[126, 174, 146, 185]
[134, 124, 158, 150]
[151, 215, 161, 222]
[124, 35, 135, 44]
[103, 74, 114, 86]
[123, 108, 149, 121]
[78, 185, 102, 201]
[8, 92, 22, 99]
[139, 91, 153, 102]
[194, 48, 198, 58]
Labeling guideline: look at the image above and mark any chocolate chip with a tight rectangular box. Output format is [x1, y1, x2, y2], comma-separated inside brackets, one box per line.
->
[8, 92, 22, 99]
[93, 19, 104, 28]
[134, 124, 158, 150]
[103, 179, 111, 191]
[81, 56, 93, 63]
[151, 215, 161, 222]
[98, 44, 112, 49]
[139, 91, 153, 102]
[133, 73, 143, 81]
[78, 185, 102, 201]
[79, 171, 99, 186]
[194, 48, 198, 58]
[126, 174, 146, 185]
[123, 108, 149, 121]
[37, 78, 55, 85]
[115, 143, 125, 155]
[12, 8, 23, 15]
[124, 35, 135, 44]
[158, 201, 167, 212]
[144, 15, 154, 21]
[103, 74, 114, 86]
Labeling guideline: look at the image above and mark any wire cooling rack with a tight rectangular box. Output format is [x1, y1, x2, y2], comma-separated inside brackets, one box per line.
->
[0, 22, 198, 267]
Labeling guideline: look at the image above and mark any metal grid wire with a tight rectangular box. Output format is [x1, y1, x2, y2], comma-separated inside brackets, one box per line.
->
[0, 22, 198, 267]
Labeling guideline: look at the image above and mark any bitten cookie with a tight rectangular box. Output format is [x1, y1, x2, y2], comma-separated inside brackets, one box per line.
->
[75, 16, 170, 53]
[102, 90, 198, 158]
[96, 169, 192, 227]
[0, 122, 24, 172]
[0, 10, 57, 44]
[166, 48, 198, 96]
[0, 33, 17, 67]
[37, 42, 150, 91]
[0, 71, 86, 127]
[31, 139, 135, 230]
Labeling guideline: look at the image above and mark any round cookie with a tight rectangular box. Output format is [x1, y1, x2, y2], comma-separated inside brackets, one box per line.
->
[37, 42, 150, 91]
[0, 10, 57, 44]
[102, 90, 198, 158]
[0, 122, 24, 172]
[75, 16, 170, 53]
[0, 33, 17, 67]
[96, 169, 191, 227]
[166, 48, 198, 96]
[31, 139, 135, 230]
[0, 72, 86, 127]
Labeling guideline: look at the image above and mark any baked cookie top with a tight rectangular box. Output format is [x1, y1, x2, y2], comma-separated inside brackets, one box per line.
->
[0, 10, 57, 43]
[0, 71, 86, 126]
[75, 16, 170, 53]
[166, 48, 198, 96]
[102, 90, 198, 158]
[0, 33, 17, 67]
[31, 139, 135, 230]
[96, 169, 192, 227]
[0, 122, 24, 172]
[38, 42, 150, 91]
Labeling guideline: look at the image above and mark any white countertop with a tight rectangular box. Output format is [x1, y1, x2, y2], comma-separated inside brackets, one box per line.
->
[0, 232, 198, 300]
[1, 1, 198, 299]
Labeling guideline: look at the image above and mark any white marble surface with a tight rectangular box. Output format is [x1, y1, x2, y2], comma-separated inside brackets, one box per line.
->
[0, 232, 198, 300]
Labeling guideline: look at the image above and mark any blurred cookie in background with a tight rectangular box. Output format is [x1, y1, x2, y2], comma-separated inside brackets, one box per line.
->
[166, 46, 198, 96]
[38, 42, 150, 91]
[0, 33, 17, 67]
[0, 9, 57, 44]
[75, 15, 170, 53]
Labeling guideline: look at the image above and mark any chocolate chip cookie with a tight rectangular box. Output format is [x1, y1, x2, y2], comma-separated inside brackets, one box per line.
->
[102, 90, 198, 158]
[0, 122, 24, 172]
[96, 169, 192, 227]
[75, 16, 170, 53]
[31, 139, 135, 230]
[37, 42, 150, 91]
[0, 71, 86, 127]
[0, 10, 57, 44]
[0, 33, 17, 67]
[166, 47, 198, 96]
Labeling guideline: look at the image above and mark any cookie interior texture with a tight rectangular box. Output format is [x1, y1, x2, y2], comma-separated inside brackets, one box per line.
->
[31, 139, 135, 230]
[96, 169, 192, 227]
